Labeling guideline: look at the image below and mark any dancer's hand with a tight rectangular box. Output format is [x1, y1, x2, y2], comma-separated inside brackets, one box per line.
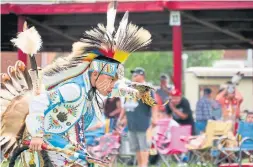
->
[30, 137, 44, 151]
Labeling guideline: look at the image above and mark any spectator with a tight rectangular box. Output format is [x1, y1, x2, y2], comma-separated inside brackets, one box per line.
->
[216, 87, 243, 134]
[104, 97, 122, 133]
[211, 90, 223, 120]
[195, 88, 213, 135]
[156, 74, 173, 110]
[216, 87, 243, 120]
[166, 89, 195, 135]
[246, 110, 253, 123]
[120, 67, 158, 167]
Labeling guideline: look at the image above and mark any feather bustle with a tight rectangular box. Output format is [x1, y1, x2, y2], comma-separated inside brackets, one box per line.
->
[0, 61, 34, 155]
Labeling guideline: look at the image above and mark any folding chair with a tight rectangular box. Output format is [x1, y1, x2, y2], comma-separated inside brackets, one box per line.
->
[216, 122, 253, 166]
[186, 120, 233, 164]
[152, 119, 191, 167]
[116, 131, 136, 167]
[238, 122, 253, 166]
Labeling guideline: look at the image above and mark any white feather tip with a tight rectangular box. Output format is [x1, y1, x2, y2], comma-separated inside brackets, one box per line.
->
[11, 26, 42, 56]
[106, 1, 117, 35]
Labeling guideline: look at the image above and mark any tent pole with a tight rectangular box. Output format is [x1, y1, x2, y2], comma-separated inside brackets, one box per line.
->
[171, 12, 182, 92]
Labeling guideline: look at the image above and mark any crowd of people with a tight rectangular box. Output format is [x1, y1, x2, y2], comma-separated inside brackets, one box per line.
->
[102, 66, 252, 167]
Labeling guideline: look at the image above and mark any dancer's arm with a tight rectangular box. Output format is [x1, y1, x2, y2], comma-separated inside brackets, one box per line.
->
[216, 89, 226, 104]
[235, 89, 243, 103]
[26, 92, 49, 138]
[108, 83, 139, 99]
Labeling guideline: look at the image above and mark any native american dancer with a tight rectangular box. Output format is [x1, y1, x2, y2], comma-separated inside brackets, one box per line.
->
[216, 72, 244, 134]
[0, 2, 157, 167]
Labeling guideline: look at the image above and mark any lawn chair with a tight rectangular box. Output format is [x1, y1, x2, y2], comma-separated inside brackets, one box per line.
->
[152, 119, 191, 167]
[116, 128, 136, 167]
[215, 121, 253, 166]
[186, 120, 233, 165]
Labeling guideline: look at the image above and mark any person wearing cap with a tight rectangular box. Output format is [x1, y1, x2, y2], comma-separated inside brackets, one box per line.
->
[122, 67, 158, 167]
[156, 74, 173, 112]
[166, 89, 195, 135]
[195, 88, 213, 135]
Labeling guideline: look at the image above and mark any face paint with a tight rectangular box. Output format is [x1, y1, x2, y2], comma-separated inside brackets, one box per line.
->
[96, 79, 111, 92]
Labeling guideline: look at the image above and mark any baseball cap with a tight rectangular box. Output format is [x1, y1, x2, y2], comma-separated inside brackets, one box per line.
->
[130, 67, 145, 76]
[160, 74, 168, 80]
[169, 88, 182, 96]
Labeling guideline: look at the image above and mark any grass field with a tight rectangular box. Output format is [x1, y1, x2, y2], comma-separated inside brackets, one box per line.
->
[1, 158, 249, 167]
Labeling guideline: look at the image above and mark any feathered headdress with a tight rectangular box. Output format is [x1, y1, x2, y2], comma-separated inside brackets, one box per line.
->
[76, 1, 151, 63]
[42, 1, 152, 89]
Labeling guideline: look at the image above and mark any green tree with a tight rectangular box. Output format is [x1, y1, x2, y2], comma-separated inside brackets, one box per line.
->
[124, 52, 173, 84]
[124, 50, 223, 84]
[187, 50, 224, 67]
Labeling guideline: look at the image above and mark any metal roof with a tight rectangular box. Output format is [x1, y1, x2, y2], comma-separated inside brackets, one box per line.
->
[1, 1, 253, 52]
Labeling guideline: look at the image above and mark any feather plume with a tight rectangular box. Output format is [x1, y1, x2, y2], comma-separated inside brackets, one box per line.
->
[106, 1, 117, 35]
[11, 26, 42, 56]
[231, 71, 243, 85]
[14, 61, 30, 90]
[7, 66, 23, 92]
[0, 84, 15, 100]
[115, 11, 129, 44]
[116, 23, 152, 52]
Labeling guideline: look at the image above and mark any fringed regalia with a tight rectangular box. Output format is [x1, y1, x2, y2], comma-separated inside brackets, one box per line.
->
[0, 2, 154, 167]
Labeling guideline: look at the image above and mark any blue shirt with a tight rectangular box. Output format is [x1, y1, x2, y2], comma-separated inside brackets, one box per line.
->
[195, 96, 212, 121]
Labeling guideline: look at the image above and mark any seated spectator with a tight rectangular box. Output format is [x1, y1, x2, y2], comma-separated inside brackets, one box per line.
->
[165, 89, 195, 135]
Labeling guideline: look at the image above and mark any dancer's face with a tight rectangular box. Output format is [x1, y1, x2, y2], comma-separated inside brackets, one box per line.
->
[91, 71, 118, 96]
